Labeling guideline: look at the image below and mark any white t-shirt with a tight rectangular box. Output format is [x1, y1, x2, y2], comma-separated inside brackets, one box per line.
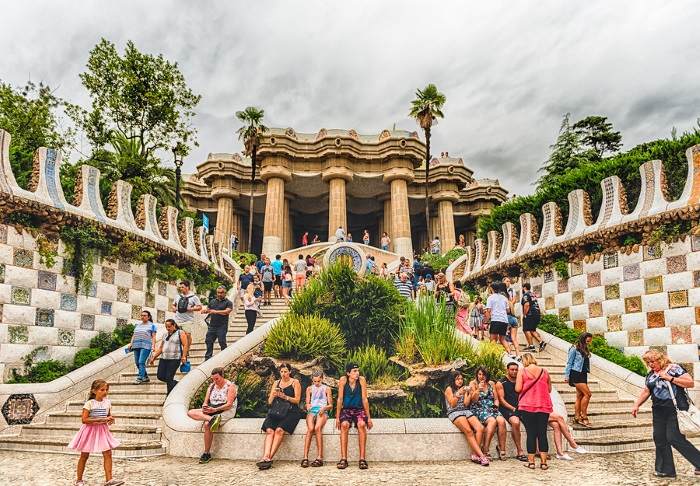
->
[485, 293, 509, 323]
[294, 259, 307, 275]
[173, 293, 202, 322]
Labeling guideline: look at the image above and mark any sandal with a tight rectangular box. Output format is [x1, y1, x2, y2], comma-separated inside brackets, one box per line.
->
[311, 458, 324, 467]
[572, 416, 583, 426]
[300, 458, 309, 468]
[541, 463, 549, 470]
[525, 462, 536, 470]
[485, 453, 493, 461]
[359, 459, 369, 469]
[337, 458, 348, 469]
[580, 416, 592, 427]
[653, 471, 676, 478]
[496, 445, 507, 461]
[516, 454, 528, 462]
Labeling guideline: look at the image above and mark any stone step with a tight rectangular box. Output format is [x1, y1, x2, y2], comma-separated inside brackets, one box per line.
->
[564, 398, 635, 412]
[552, 381, 603, 392]
[46, 411, 161, 426]
[576, 408, 651, 423]
[569, 419, 654, 439]
[107, 390, 167, 400]
[557, 389, 620, 401]
[20, 423, 161, 440]
[0, 435, 165, 457]
[66, 400, 164, 414]
[575, 432, 700, 453]
[107, 382, 167, 393]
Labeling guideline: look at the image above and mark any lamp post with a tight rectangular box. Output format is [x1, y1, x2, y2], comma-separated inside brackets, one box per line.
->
[173, 147, 183, 207]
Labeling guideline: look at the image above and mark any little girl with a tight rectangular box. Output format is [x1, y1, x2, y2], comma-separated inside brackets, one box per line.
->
[68, 379, 123, 486]
[301, 369, 332, 467]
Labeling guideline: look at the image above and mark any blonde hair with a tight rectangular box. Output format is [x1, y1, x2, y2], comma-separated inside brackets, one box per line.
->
[246, 284, 255, 298]
[642, 349, 671, 368]
[520, 353, 538, 367]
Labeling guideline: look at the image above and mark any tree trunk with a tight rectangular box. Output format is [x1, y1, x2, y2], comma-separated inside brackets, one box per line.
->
[248, 145, 257, 253]
[424, 126, 431, 249]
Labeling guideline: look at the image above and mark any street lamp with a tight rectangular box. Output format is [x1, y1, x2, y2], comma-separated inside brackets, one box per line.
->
[173, 147, 183, 206]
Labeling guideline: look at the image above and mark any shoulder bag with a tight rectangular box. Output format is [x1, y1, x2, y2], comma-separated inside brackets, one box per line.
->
[178, 330, 191, 373]
[518, 368, 544, 404]
[665, 380, 700, 437]
[267, 380, 293, 419]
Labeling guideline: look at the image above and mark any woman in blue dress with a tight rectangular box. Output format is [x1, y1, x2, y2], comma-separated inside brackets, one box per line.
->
[469, 366, 508, 460]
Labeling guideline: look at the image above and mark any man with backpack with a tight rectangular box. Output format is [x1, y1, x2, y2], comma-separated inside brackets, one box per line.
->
[171, 281, 202, 352]
[201, 286, 233, 360]
[521, 282, 546, 352]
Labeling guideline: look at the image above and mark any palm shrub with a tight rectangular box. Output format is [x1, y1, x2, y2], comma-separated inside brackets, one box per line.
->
[346, 345, 406, 385]
[471, 341, 506, 381]
[264, 313, 346, 370]
[232, 367, 269, 418]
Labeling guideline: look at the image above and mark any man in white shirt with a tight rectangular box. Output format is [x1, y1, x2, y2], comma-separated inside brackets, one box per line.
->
[335, 226, 345, 242]
[483, 282, 510, 353]
[431, 236, 441, 254]
[171, 281, 202, 351]
[294, 254, 307, 290]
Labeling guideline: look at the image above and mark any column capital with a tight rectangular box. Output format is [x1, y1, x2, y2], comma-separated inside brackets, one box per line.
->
[210, 187, 240, 201]
[383, 167, 414, 185]
[432, 190, 460, 203]
[321, 166, 354, 183]
[260, 165, 292, 183]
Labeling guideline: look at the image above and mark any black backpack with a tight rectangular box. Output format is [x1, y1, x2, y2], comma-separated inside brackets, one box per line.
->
[177, 295, 192, 314]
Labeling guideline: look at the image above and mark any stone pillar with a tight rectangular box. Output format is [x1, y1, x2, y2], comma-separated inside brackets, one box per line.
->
[215, 196, 234, 247]
[382, 197, 393, 251]
[232, 211, 243, 252]
[284, 196, 294, 251]
[430, 216, 440, 244]
[260, 166, 292, 256]
[438, 200, 456, 251]
[384, 168, 414, 261]
[322, 167, 353, 242]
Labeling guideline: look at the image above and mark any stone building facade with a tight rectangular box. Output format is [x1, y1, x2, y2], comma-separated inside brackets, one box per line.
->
[182, 128, 508, 258]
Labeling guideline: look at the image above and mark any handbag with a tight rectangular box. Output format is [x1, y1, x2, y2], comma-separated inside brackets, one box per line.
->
[178, 330, 191, 373]
[267, 380, 293, 419]
[665, 380, 700, 437]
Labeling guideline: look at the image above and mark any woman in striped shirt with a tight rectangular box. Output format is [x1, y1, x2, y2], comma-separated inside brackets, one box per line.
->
[128, 311, 157, 385]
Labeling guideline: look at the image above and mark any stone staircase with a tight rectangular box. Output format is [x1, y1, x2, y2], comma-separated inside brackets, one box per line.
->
[0, 298, 290, 456]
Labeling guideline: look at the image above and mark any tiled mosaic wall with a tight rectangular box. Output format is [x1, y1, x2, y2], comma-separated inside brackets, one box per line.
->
[521, 237, 700, 377]
[0, 224, 179, 382]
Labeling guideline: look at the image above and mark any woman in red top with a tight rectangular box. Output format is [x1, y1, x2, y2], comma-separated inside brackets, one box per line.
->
[516, 352, 553, 470]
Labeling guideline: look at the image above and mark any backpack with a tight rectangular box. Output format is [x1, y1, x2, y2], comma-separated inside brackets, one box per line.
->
[177, 295, 192, 314]
[468, 304, 481, 328]
[457, 289, 471, 308]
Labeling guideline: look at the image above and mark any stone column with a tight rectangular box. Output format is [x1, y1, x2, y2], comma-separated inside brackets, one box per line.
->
[438, 200, 456, 251]
[384, 168, 414, 260]
[260, 166, 292, 256]
[382, 197, 393, 251]
[322, 167, 353, 242]
[430, 216, 440, 244]
[211, 187, 239, 250]
[284, 196, 294, 251]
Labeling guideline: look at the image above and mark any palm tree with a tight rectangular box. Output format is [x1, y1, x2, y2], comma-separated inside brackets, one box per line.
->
[236, 107, 267, 252]
[408, 84, 446, 242]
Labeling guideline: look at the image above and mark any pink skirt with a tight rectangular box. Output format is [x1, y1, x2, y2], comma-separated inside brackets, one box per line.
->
[67, 423, 120, 453]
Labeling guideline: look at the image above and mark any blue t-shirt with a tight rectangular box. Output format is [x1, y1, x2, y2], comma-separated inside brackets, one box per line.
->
[238, 273, 254, 289]
[270, 260, 283, 275]
[255, 260, 264, 272]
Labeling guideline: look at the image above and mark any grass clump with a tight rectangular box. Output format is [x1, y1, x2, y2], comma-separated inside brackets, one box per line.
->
[346, 345, 407, 385]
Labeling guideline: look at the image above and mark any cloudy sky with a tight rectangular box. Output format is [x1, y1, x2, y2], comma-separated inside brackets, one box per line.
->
[1, 0, 699, 195]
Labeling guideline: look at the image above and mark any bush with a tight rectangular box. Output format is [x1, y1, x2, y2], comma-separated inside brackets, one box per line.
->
[233, 367, 270, 418]
[419, 248, 466, 272]
[73, 348, 103, 368]
[24, 360, 71, 383]
[346, 345, 406, 385]
[231, 252, 257, 267]
[472, 341, 507, 381]
[264, 313, 346, 370]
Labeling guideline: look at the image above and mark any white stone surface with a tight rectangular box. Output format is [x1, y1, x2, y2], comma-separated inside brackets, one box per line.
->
[666, 344, 699, 363]
[586, 317, 607, 334]
[76, 296, 100, 315]
[50, 345, 79, 364]
[112, 302, 133, 319]
[663, 240, 690, 257]
[95, 314, 115, 333]
[663, 272, 693, 293]
[605, 330, 628, 348]
[74, 329, 97, 347]
[2, 304, 35, 325]
[0, 245, 13, 265]
[567, 274, 587, 291]
[641, 293, 669, 313]
[602, 298, 624, 316]
[56, 276, 76, 294]
[625, 346, 648, 357]
[687, 251, 700, 270]
[542, 281, 557, 296]
[54, 310, 79, 329]
[619, 279, 644, 299]
[28, 326, 58, 346]
[640, 258, 666, 278]
[31, 288, 60, 309]
[554, 291, 572, 309]
[130, 289, 146, 305]
[569, 304, 588, 320]
[0, 283, 10, 304]
[113, 270, 132, 288]
[601, 268, 622, 285]
[643, 327, 671, 346]
[5, 266, 38, 288]
[691, 325, 700, 343]
[665, 307, 696, 327]
[622, 313, 647, 331]
[0, 343, 45, 363]
[583, 285, 605, 303]
[0, 324, 7, 343]
[96, 282, 118, 301]
[618, 248, 643, 265]
[688, 288, 700, 307]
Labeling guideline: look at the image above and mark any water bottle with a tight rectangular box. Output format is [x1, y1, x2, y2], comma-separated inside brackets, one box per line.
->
[124, 347, 131, 354]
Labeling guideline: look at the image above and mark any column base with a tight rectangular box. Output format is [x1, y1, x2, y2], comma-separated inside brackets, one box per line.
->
[393, 237, 413, 262]
[261, 236, 283, 256]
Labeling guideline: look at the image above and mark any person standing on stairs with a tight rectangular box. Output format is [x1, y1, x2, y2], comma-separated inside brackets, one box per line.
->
[202, 286, 233, 360]
[150, 319, 189, 395]
[172, 281, 202, 354]
[564, 332, 594, 427]
[271, 255, 284, 299]
[521, 283, 546, 352]
[128, 311, 157, 385]
[243, 283, 263, 334]
[260, 257, 275, 306]
[632, 348, 700, 479]
[502, 279, 520, 359]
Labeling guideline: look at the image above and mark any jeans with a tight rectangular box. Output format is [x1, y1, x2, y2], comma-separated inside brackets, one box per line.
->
[520, 410, 549, 454]
[157, 359, 180, 395]
[132, 348, 150, 380]
[205, 324, 228, 360]
[653, 406, 700, 475]
[245, 309, 257, 334]
[382, 246, 389, 251]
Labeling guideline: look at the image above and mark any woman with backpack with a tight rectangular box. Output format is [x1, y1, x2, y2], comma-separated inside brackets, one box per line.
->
[469, 296, 486, 340]
[453, 281, 473, 334]
[149, 319, 189, 395]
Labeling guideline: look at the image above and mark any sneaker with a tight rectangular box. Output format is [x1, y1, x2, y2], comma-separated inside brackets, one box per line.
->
[523, 346, 536, 352]
[209, 414, 221, 433]
[480, 455, 490, 466]
[570, 446, 587, 454]
[539, 341, 547, 352]
[470, 453, 481, 463]
[133, 379, 142, 385]
[556, 453, 573, 460]
[199, 452, 212, 464]
[104, 479, 125, 486]
[142, 377, 150, 382]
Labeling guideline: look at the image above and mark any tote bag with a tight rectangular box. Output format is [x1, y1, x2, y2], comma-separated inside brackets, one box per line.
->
[666, 380, 700, 437]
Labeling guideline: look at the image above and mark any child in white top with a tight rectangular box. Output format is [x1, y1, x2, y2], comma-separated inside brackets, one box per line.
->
[301, 369, 333, 467]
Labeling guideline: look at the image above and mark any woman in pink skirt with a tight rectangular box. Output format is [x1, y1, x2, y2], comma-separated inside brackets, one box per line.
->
[453, 281, 473, 334]
[68, 379, 123, 486]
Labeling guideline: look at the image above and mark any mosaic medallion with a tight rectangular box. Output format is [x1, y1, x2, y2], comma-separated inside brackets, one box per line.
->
[557, 279, 568, 293]
[672, 325, 692, 344]
[101, 267, 115, 285]
[13, 248, 33, 268]
[605, 284, 620, 300]
[628, 329, 644, 347]
[37, 271, 57, 291]
[570, 261, 583, 277]
[589, 302, 603, 318]
[643, 244, 662, 261]
[116, 318, 128, 329]
[2, 394, 39, 425]
[667, 255, 687, 274]
[644, 276, 663, 294]
[60, 293, 77, 311]
[574, 320, 586, 331]
[157, 310, 166, 324]
[10, 286, 31, 305]
[647, 311, 665, 328]
[623, 263, 640, 281]
[696, 307, 700, 325]
[607, 315, 622, 332]
[695, 270, 700, 288]
[603, 253, 618, 269]
[545, 296, 555, 310]
[8, 325, 28, 343]
[559, 307, 570, 321]
[669, 290, 688, 309]
[0, 223, 7, 244]
[572, 290, 585, 305]
[325, 243, 365, 274]
[692, 235, 700, 252]
[58, 329, 75, 346]
[132, 275, 143, 291]
[131, 305, 142, 320]
[625, 296, 642, 313]
[101, 301, 112, 315]
[35, 308, 54, 327]
[158, 281, 167, 296]
[80, 314, 95, 330]
[543, 270, 554, 283]
[117, 287, 129, 303]
[532, 285, 542, 297]
[587, 271, 601, 288]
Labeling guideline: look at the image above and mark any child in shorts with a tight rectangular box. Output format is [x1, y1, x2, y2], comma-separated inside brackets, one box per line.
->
[301, 369, 333, 467]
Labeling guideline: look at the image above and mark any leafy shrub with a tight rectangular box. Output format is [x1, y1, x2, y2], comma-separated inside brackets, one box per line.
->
[369, 383, 445, 418]
[264, 313, 346, 369]
[419, 248, 466, 271]
[22, 360, 71, 383]
[232, 367, 270, 418]
[471, 341, 507, 381]
[73, 348, 103, 368]
[231, 252, 257, 267]
[290, 261, 404, 353]
[346, 345, 406, 385]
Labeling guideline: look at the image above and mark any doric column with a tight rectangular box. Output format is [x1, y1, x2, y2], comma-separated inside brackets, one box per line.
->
[260, 166, 292, 256]
[322, 167, 353, 242]
[381, 196, 393, 251]
[284, 195, 294, 251]
[432, 186, 460, 253]
[383, 168, 414, 260]
[211, 187, 239, 249]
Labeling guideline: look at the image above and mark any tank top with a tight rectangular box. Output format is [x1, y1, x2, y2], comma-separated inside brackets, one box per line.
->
[343, 379, 363, 409]
[309, 384, 329, 408]
[83, 398, 110, 419]
[518, 367, 553, 413]
[445, 390, 469, 417]
[499, 377, 519, 408]
[209, 380, 238, 408]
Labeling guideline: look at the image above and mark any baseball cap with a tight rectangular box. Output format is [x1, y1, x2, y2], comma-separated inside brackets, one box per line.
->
[346, 361, 359, 373]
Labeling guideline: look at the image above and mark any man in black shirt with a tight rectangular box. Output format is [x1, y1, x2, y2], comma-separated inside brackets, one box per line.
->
[495, 362, 527, 461]
[201, 286, 233, 361]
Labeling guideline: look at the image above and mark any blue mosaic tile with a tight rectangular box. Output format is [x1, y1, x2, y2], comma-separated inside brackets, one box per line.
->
[37, 271, 57, 291]
[116, 318, 128, 329]
[80, 281, 97, 297]
[101, 301, 112, 315]
[60, 293, 77, 311]
[13, 248, 33, 268]
[80, 314, 95, 330]
[10, 286, 31, 305]
[58, 329, 75, 346]
[35, 308, 54, 327]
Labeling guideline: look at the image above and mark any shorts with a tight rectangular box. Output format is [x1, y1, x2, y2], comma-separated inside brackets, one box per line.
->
[507, 314, 519, 328]
[263, 281, 273, 292]
[308, 406, 328, 416]
[382, 246, 389, 251]
[499, 407, 518, 421]
[523, 315, 540, 332]
[282, 280, 292, 288]
[339, 408, 368, 428]
[177, 321, 194, 333]
[448, 409, 474, 422]
[489, 321, 508, 336]
[274, 275, 282, 286]
[295, 273, 306, 287]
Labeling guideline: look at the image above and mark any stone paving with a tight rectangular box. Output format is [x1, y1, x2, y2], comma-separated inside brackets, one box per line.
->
[3, 449, 700, 485]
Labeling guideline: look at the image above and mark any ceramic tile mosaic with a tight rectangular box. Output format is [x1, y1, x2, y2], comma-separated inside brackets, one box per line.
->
[667, 255, 687, 274]
[570, 261, 583, 277]
[37, 271, 57, 291]
[1, 393, 39, 425]
[572, 290, 585, 305]
[589, 302, 603, 318]
[131, 305, 142, 320]
[559, 307, 570, 321]
[543, 270, 554, 283]
[557, 279, 568, 293]
[695, 271, 700, 288]
[0, 263, 4, 284]
[118, 259, 131, 272]
[587, 271, 601, 288]
[696, 307, 700, 325]
[650, 345, 668, 355]
[8, 326, 28, 344]
[644, 276, 664, 294]
[625, 296, 642, 313]
[545, 296, 555, 310]
[623, 263, 640, 281]
[0, 223, 7, 244]
[58, 329, 75, 346]
[60, 293, 77, 311]
[80, 314, 95, 330]
[145, 293, 155, 308]
[10, 286, 31, 305]
[672, 325, 692, 344]
[62, 259, 75, 277]
[101, 301, 112, 315]
[574, 319, 586, 331]
[692, 235, 700, 252]
[116, 318, 128, 329]
[605, 284, 620, 300]
[532, 285, 542, 298]
[158, 281, 167, 296]
[83, 281, 97, 298]
[680, 363, 695, 379]
[132, 275, 143, 291]
[117, 287, 129, 303]
[646, 311, 665, 328]
[643, 244, 662, 261]
[35, 308, 54, 327]
[157, 310, 166, 324]
[13, 248, 33, 268]
[101, 267, 115, 285]
[607, 315, 622, 331]
[628, 329, 644, 346]
[603, 253, 619, 269]
[669, 290, 689, 309]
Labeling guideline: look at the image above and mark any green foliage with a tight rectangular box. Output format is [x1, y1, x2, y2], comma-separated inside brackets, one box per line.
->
[538, 314, 646, 376]
[346, 345, 406, 385]
[369, 383, 445, 419]
[473, 342, 507, 381]
[647, 221, 693, 249]
[552, 256, 569, 280]
[88, 324, 134, 356]
[60, 223, 112, 294]
[73, 348, 103, 368]
[264, 313, 346, 370]
[36, 235, 59, 269]
[290, 261, 404, 353]
[571, 115, 623, 160]
[231, 252, 257, 267]
[420, 247, 466, 271]
[397, 296, 478, 366]
[6, 210, 39, 229]
[232, 367, 270, 418]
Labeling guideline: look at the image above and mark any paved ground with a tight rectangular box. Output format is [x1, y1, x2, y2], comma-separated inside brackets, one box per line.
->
[3, 449, 700, 485]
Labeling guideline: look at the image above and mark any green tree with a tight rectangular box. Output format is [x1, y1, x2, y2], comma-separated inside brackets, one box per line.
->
[536, 113, 586, 188]
[236, 107, 267, 252]
[0, 80, 76, 189]
[408, 84, 446, 241]
[572, 115, 622, 160]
